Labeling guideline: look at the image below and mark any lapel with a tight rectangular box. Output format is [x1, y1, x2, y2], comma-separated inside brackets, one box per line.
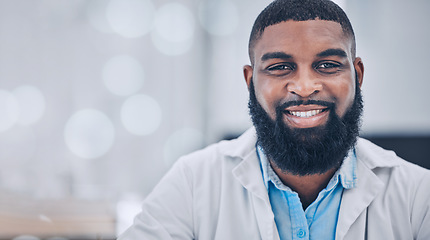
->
[335, 159, 384, 240]
[233, 150, 278, 240]
[224, 133, 398, 240]
[224, 128, 279, 240]
[335, 138, 399, 240]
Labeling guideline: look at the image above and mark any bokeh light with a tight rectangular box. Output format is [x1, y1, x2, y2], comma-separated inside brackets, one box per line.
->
[198, 1, 239, 36]
[106, 0, 155, 38]
[120, 94, 162, 136]
[151, 3, 195, 56]
[13, 85, 46, 126]
[102, 55, 145, 97]
[64, 109, 115, 159]
[163, 128, 204, 166]
[0, 89, 20, 132]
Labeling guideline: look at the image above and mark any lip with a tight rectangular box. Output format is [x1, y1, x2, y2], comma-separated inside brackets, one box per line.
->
[283, 105, 330, 128]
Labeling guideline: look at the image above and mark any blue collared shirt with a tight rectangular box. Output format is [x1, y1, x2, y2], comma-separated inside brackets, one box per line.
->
[257, 146, 357, 240]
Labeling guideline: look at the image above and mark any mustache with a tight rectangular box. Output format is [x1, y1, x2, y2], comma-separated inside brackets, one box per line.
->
[277, 99, 335, 110]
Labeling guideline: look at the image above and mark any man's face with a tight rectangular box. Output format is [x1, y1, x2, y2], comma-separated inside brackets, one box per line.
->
[244, 20, 364, 175]
[244, 20, 363, 131]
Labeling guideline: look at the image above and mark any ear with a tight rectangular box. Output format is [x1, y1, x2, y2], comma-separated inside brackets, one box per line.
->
[354, 57, 364, 88]
[243, 65, 253, 90]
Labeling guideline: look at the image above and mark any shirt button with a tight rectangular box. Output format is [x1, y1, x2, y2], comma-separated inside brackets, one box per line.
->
[297, 229, 306, 238]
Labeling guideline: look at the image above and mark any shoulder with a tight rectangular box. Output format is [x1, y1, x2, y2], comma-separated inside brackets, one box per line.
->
[355, 137, 430, 209]
[161, 128, 258, 192]
[355, 137, 429, 177]
[175, 128, 257, 171]
[355, 137, 430, 208]
[356, 138, 430, 238]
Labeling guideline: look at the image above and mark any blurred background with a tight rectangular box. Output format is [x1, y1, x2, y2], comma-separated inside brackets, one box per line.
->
[0, 0, 429, 239]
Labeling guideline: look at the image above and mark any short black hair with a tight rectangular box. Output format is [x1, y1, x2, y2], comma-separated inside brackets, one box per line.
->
[248, 0, 356, 64]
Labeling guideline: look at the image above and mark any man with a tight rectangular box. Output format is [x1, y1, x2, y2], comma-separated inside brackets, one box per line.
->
[119, 0, 430, 239]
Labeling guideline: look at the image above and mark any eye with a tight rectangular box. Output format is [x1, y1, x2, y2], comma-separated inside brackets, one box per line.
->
[266, 63, 296, 75]
[315, 61, 341, 74]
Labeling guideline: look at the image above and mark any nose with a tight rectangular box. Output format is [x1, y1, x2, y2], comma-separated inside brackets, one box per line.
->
[286, 71, 323, 98]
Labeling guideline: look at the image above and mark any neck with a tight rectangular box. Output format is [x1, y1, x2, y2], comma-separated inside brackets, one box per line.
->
[270, 162, 338, 209]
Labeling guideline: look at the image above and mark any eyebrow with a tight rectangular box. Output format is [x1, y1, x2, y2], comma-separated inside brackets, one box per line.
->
[261, 52, 293, 62]
[316, 48, 348, 58]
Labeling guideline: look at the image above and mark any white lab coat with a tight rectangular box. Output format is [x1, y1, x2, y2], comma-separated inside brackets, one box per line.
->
[118, 128, 430, 240]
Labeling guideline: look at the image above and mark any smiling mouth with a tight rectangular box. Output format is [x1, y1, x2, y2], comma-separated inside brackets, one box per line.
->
[287, 109, 328, 118]
[282, 105, 330, 128]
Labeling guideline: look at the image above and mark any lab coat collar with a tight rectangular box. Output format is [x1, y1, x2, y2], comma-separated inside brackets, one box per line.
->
[335, 138, 400, 240]
[355, 138, 400, 169]
[226, 128, 270, 201]
[226, 128, 279, 240]
[227, 128, 270, 203]
[221, 127, 258, 160]
[221, 128, 400, 240]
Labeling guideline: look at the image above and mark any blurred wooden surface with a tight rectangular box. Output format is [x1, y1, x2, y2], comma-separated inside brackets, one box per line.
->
[0, 190, 116, 240]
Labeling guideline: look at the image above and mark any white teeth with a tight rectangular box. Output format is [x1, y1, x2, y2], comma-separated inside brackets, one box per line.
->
[289, 109, 323, 117]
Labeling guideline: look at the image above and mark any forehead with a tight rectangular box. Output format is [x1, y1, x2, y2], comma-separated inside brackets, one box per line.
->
[253, 20, 353, 61]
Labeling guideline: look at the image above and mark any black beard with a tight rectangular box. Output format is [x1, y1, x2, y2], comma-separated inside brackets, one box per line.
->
[248, 78, 363, 176]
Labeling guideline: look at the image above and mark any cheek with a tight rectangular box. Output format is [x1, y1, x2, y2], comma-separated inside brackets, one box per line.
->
[334, 82, 356, 117]
[255, 81, 280, 119]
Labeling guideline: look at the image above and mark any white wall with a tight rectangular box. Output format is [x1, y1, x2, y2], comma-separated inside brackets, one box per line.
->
[347, 0, 430, 135]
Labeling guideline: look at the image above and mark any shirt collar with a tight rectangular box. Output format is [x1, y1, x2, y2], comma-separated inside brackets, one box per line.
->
[257, 145, 357, 192]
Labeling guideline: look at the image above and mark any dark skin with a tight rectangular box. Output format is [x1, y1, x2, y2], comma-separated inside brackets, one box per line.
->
[244, 20, 364, 209]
